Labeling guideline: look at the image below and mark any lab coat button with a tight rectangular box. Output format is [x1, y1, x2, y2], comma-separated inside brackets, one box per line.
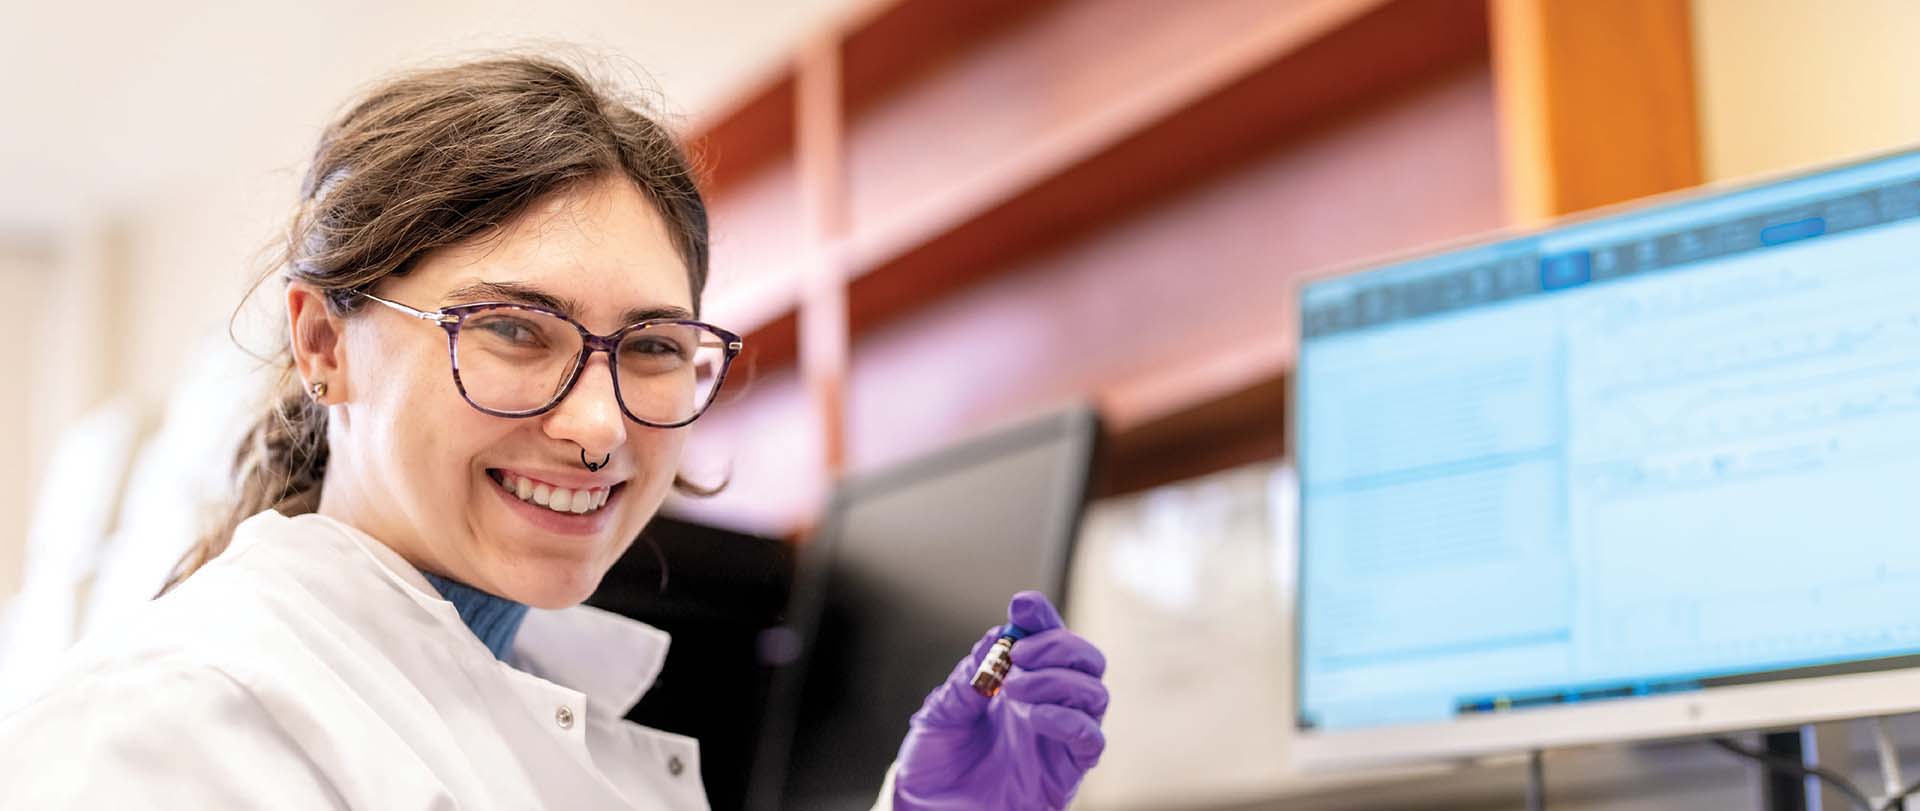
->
[555, 705, 574, 730]
[668, 755, 684, 777]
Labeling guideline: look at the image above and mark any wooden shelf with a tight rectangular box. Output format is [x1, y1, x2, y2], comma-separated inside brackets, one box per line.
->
[689, 73, 794, 200]
[843, 0, 1488, 336]
[698, 0, 1490, 437]
[840, 0, 1055, 118]
[691, 0, 1053, 198]
[678, 0, 1706, 533]
[1097, 368, 1290, 499]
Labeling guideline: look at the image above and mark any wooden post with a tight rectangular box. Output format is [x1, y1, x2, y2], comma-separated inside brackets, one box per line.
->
[795, 35, 851, 479]
[1491, 0, 1704, 222]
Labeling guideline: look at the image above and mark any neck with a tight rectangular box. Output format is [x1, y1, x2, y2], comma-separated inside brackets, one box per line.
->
[420, 571, 529, 660]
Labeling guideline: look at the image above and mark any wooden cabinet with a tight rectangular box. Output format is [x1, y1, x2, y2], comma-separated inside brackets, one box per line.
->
[667, 0, 1701, 537]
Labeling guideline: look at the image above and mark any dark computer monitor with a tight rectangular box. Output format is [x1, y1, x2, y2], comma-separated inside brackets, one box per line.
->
[587, 514, 795, 811]
[749, 407, 1102, 811]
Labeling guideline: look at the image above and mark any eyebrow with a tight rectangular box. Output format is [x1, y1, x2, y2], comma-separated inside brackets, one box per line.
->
[441, 280, 695, 325]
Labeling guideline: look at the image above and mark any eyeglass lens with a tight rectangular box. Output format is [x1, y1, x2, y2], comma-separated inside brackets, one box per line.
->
[453, 306, 727, 425]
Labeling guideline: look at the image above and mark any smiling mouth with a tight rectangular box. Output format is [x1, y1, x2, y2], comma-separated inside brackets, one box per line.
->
[487, 469, 624, 516]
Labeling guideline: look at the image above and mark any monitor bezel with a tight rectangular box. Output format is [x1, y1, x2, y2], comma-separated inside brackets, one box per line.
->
[1287, 142, 1920, 770]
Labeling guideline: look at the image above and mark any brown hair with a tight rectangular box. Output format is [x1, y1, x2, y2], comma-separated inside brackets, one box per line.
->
[162, 55, 713, 593]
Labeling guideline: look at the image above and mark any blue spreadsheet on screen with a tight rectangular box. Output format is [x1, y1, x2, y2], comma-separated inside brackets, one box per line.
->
[1295, 149, 1920, 733]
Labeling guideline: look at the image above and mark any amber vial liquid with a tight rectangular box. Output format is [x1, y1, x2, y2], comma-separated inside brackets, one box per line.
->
[971, 636, 1018, 698]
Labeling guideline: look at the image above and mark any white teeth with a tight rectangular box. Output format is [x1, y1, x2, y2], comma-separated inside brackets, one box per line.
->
[500, 472, 612, 516]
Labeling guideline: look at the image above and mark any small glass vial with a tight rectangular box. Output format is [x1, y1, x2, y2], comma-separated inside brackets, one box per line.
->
[970, 626, 1030, 698]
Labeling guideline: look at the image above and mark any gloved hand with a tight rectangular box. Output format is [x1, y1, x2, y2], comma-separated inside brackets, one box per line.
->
[892, 591, 1108, 811]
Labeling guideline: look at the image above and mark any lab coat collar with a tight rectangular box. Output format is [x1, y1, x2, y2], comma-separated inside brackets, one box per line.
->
[238, 511, 670, 718]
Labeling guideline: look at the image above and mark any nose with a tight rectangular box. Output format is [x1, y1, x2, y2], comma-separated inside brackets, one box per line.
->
[543, 351, 628, 462]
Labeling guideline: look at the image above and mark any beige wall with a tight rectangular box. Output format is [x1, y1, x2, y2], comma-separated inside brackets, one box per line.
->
[1693, 0, 1920, 182]
[0, 242, 53, 598]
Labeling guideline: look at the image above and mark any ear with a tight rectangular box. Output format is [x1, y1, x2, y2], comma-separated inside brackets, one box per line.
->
[287, 282, 348, 403]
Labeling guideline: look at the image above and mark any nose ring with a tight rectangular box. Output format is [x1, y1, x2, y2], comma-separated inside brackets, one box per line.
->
[581, 449, 610, 472]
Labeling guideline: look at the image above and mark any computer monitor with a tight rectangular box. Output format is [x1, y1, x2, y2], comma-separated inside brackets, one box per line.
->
[750, 407, 1101, 810]
[1294, 147, 1920, 769]
[586, 515, 795, 811]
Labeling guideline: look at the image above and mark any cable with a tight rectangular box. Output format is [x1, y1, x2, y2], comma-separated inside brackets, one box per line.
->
[640, 532, 670, 594]
[1882, 774, 1920, 811]
[1711, 736, 1877, 811]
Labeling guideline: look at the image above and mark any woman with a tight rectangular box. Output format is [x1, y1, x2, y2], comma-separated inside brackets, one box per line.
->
[0, 56, 1107, 809]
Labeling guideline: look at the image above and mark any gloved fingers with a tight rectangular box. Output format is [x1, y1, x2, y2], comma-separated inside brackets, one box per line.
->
[1009, 628, 1106, 678]
[1029, 703, 1106, 771]
[968, 624, 1006, 664]
[1001, 667, 1109, 720]
[1007, 590, 1064, 634]
[916, 625, 1005, 726]
[947, 624, 1006, 684]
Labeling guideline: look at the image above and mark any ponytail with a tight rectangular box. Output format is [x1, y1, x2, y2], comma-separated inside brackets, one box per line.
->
[160, 363, 328, 595]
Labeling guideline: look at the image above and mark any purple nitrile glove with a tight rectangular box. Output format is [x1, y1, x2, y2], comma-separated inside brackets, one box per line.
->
[892, 591, 1108, 811]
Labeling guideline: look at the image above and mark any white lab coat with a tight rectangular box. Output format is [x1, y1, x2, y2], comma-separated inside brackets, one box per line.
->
[0, 510, 897, 809]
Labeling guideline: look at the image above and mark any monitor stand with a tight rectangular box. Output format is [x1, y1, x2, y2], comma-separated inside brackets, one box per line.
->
[1763, 723, 1858, 811]
[1762, 730, 1810, 811]
[1525, 749, 1544, 811]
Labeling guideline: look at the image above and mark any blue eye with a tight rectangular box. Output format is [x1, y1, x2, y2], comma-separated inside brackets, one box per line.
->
[472, 316, 545, 346]
[623, 335, 686, 357]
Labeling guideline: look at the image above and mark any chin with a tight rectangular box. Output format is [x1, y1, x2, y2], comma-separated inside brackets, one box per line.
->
[523, 590, 595, 611]
[493, 561, 606, 610]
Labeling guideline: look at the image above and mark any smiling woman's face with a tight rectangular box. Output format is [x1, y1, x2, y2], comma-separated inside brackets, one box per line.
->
[290, 174, 695, 608]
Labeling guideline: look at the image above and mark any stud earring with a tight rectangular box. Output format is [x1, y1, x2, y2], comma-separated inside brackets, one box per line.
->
[310, 380, 328, 400]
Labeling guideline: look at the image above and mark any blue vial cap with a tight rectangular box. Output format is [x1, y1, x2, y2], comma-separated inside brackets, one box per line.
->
[1002, 625, 1031, 641]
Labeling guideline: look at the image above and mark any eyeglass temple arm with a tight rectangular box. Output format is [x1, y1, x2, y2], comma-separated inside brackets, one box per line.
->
[359, 292, 458, 325]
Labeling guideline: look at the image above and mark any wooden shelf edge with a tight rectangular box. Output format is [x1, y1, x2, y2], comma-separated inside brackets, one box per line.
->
[688, 72, 796, 199]
[730, 309, 801, 391]
[711, 0, 1490, 385]
[843, 0, 1392, 276]
[1093, 329, 1293, 499]
[841, 0, 1061, 116]
[702, 0, 1489, 455]
[687, 0, 1037, 198]
[843, 0, 1491, 336]
[1099, 337, 1294, 436]
[1096, 362, 1291, 500]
